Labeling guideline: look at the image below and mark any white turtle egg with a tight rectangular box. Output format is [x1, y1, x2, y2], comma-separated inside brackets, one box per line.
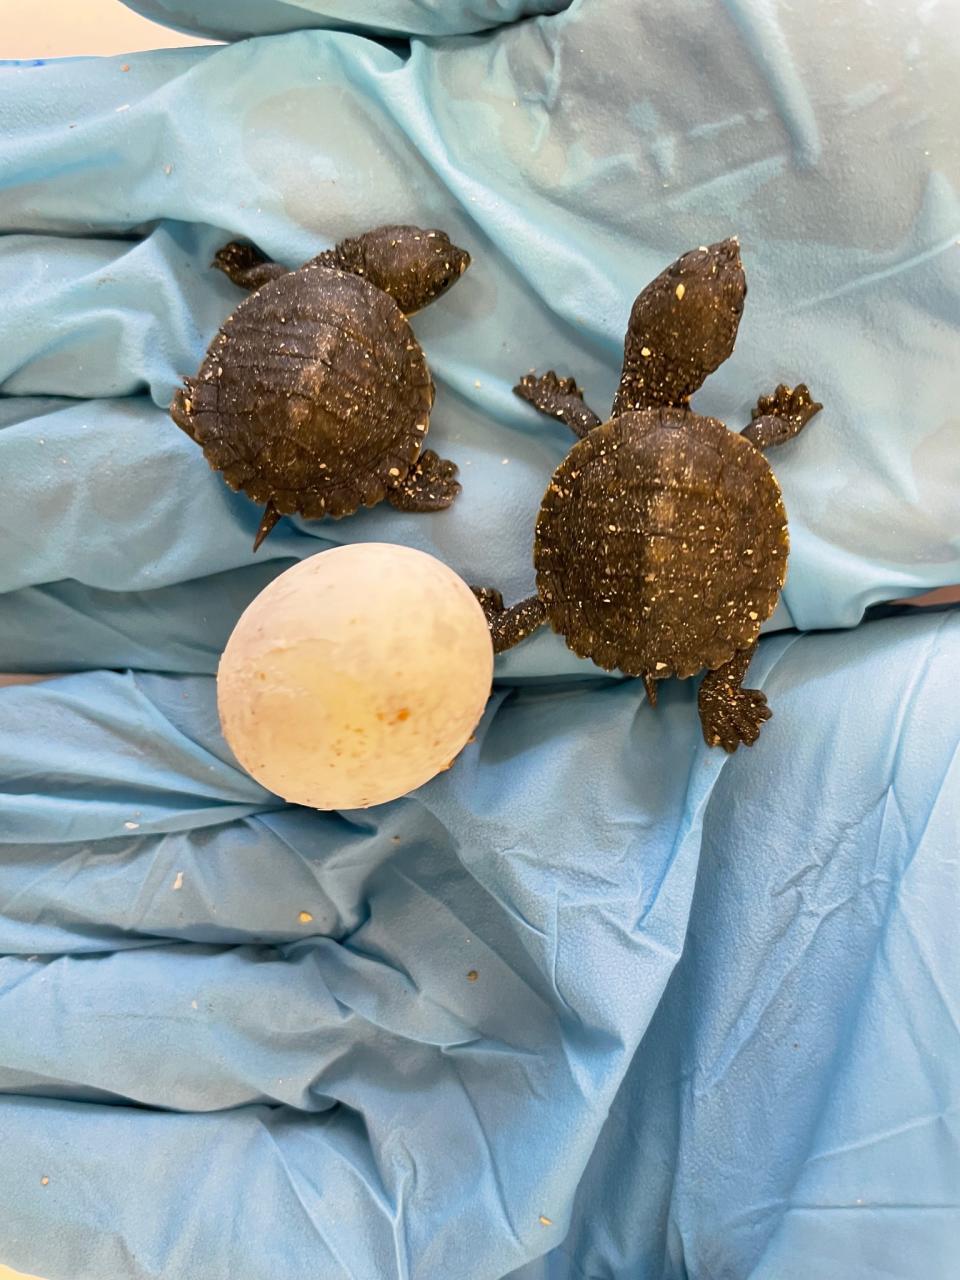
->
[217, 543, 494, 809]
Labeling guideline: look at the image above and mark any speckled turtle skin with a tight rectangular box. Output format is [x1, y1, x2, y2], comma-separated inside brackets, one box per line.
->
[171, 226, 470, 550]
[473, 239, 823, 752]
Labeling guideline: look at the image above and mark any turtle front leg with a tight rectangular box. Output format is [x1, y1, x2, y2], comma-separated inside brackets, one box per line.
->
[213, 242, 289, 291]
[697, 643, 771, 752]
[386, 449, 462, 512]
[741, 383, 822, 449]
[470, 587, 548, 654]
[514, 371, 602, 439]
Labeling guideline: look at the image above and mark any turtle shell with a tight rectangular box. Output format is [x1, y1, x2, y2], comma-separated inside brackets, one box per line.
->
[534, 407, 788, 677]
[183, 265, 434, 518]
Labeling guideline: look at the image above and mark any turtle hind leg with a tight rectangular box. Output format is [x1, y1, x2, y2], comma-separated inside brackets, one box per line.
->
[514, 371, 602, 439]
[470, 587, 547, 654]
[213, 241, 288, 291]
[741, 383, 822, 449]
[697, 643, 772, 752]
[386, 449, 461, 512]
[252, 501, 282, 552]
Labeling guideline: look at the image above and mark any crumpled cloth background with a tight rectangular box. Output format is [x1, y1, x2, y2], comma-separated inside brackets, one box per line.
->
[0, 1, 958, 1277]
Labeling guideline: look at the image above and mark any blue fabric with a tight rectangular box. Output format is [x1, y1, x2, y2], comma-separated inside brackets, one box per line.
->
[2, 616, 958, 1280]
[1, 3, 959, 1278]
[119, 0, 570, 39]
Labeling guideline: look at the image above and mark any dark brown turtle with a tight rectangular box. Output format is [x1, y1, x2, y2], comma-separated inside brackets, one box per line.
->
[171, 225, 470, 550]
[473, 239, 822, 752]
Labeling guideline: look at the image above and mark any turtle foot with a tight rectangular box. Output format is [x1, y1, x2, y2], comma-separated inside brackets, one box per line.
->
[699, 680, 771, 752]
[515, 370, 583, 404]
[698, 645, 771, 751]
[742, 383, 822, 449]
[213, 242, 288, 291]
[514, 371, 602, 438]
[386, 450, 461, 513]
[468, 590, 547, 654]
[752, 382, 822, 424]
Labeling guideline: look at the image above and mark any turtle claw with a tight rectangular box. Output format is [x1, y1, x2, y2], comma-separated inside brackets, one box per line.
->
[386, 449, 461, 512]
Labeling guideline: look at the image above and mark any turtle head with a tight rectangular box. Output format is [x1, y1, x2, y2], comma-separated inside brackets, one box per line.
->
[345, 225, 470, 314]
[613, 236, 747, 415]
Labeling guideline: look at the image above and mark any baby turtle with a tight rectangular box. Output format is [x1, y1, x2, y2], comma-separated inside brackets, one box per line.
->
[171, 225, 470, 550]
[473, 239, 822, 752]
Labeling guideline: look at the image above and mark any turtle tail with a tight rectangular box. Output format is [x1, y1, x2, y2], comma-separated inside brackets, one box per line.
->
[252, 501, 282, 552]
[643, 673, 659, 707]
